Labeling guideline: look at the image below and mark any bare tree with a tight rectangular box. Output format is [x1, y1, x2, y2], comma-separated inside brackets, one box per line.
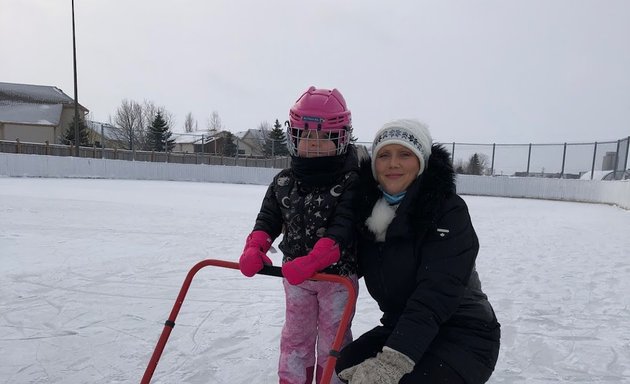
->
[184, 112, 195, 133]
[255, 120, 272, 154]
[207, 110, 222, 134]
[476, 153, 490, 175]
[258, 120, 271, 134]
[110, 99, 143, 150]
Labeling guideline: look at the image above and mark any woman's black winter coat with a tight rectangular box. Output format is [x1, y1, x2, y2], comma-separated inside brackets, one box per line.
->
[355, 145, 500, 383]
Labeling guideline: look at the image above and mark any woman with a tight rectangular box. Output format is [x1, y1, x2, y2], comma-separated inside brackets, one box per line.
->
[336, 119, 500, 384]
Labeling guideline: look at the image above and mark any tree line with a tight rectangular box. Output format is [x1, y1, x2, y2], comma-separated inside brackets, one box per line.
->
[60, 99, 290, 157]
[454, 153, 490, 175]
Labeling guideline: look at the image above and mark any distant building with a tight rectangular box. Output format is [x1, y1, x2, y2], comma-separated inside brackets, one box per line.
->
[190, 131, 231, 155]
[86, 120, 123, 148]
[0, 81, 88, 144]
[171, 132, 206, 153]
[235, 128, 268, 157]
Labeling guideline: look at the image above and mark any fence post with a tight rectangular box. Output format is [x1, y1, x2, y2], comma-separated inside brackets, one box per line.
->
[526, 143, 532, 176]
[613, 139, 621, 180]
[560, 143, 567, 179]
[590, 142, 598, 180]
[15, 138, 21, 153]
[45, 140, 50, 155]
[624, 136, 630, 175]
[490, 143, 496, 176]
[451, 142, 455, 163]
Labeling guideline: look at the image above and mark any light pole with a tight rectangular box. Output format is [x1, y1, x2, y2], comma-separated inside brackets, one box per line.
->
[101, 122, 105, 159]
[71, 0, 80, 156]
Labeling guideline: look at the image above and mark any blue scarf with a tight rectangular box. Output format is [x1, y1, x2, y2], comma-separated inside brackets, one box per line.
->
[380, 188, 406, 205]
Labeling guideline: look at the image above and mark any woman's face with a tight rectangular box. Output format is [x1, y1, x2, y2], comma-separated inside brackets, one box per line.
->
[297, 130, 337, 157]
[374, 144, 420, 195]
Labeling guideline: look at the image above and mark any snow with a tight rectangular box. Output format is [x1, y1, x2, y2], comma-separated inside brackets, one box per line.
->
[1, 177, 629, 383]
[0, 103, 63, 126]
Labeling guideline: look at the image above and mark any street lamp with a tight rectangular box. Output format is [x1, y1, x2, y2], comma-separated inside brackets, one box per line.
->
[71, 0, 80, 156]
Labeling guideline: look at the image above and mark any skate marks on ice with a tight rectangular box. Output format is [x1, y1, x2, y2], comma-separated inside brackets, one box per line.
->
[2, 179, 630, 383]
[148, 270, 285, 384]
[469, 197, 630, 383]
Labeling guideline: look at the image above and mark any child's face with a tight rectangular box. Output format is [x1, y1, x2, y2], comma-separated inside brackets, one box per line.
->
[296, 130, 337, 158]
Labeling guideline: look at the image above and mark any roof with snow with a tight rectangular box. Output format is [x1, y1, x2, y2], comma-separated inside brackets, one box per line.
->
[171, 133, 206, 144]
[235, 128, 267, 141]
[0, 82, 77, 105]
[0, 82, 88, 126]
[86, 120, 120, 140]
[0, 103, 63, 126]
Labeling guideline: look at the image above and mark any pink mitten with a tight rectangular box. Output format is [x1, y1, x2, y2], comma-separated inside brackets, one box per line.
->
[239, 230, 273, 277]
[282, 237, 340, 285]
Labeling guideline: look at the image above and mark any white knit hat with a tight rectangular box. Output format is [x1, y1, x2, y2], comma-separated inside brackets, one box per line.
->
[371, 119, 433, 179]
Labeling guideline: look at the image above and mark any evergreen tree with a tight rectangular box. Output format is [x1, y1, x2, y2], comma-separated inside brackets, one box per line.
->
[146, 111, 175, 152]
[263, 119, 288, 157]
[466, 153, 484, 175]
[61, 116, 90, 146]
[221, 131, 238, 156]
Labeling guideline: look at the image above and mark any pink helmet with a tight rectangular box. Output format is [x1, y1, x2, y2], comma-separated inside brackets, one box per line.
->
[286, 86, 352, 156]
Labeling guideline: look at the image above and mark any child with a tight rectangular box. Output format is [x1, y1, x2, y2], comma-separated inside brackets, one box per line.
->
[239, 86, 359, 384]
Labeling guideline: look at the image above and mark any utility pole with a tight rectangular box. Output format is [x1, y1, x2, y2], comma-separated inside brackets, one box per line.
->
[71, 0, 80, 156]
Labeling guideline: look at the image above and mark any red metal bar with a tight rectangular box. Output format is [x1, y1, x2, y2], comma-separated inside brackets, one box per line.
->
[141, 259, 357, 384]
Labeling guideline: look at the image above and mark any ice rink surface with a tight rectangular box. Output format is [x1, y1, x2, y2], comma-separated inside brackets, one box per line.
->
[1, 177, 629, 383]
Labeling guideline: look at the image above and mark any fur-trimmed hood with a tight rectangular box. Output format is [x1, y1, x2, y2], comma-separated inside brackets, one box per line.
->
[356, 144, 456, 235]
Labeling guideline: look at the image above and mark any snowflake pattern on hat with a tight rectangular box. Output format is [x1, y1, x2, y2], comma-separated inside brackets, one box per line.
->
[373, 128, 424, 154]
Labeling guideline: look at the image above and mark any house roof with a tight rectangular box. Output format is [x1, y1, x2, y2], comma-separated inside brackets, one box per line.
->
[0, 81, 89, 128]
[86, 120, 120, 140]
[236, 128, 267, 141]
[0, 81, 88, 111]
[0, 103, 63, 126]
[171, 133, 206, 144]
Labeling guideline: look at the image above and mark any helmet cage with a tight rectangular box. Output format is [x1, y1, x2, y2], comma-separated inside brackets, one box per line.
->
[286, 120, 352, 157]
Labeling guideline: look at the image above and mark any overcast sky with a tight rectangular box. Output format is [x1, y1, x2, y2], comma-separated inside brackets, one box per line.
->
[2, 0, 629, 144]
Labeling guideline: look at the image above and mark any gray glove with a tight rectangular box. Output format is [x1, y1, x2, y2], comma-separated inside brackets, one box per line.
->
[338, 347, 415, 384]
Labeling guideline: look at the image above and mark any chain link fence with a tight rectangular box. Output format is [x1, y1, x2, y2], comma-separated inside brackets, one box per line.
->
[356, 137, 630, 180]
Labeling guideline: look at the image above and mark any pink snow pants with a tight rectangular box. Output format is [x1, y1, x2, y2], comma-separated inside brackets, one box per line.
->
[278, 275, 358, 384]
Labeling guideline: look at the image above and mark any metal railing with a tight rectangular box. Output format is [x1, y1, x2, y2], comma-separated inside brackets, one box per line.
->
[445, 138, 629, 180]
[2, 136, 629, 180]
[357, 137, 630, 180]
[0, 139, 291, 169]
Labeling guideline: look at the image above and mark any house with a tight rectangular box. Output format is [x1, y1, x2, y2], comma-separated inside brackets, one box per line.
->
[235, 128, 268, 157]
[0, 81, 88, 144]
[171, 132, 206, 153]
[86, 120, 129, 149]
